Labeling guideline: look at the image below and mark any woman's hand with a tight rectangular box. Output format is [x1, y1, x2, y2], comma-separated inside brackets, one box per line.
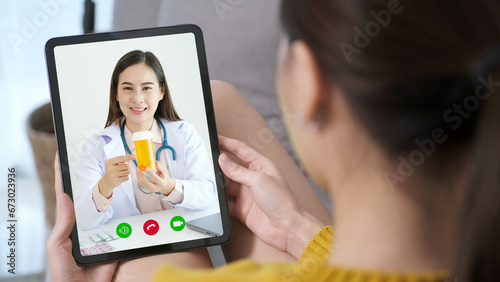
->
[136, 161, 176, 195]
[47, 154, 117, 282]
[98, 155, 136, 198]
[218, 136, 324, 259]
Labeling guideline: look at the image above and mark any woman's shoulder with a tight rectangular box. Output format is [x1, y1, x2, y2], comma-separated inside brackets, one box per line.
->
[83, 123, 121, 147]
[100, 122, 121, 137]
[160, 118, 194, 132]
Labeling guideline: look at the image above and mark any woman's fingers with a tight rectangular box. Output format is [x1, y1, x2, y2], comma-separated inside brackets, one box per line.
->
[54, 152, 63, 197]
[134, 162, 175, 194]
[135, 168, 153, 189]
[155, 161, 169, 176]
[145, 168, 163, 184]
[112, 162, 131, 177]
[106, 156, 134, 172]
[218, 153, 260, 186]
[102, 155, 134, 189]
[218, 136, 270, 172]
[49, 153, 76, 247]
[136, 168, 164, 193]
[111, 154, 136, 164]
[116, 163, 130, 171]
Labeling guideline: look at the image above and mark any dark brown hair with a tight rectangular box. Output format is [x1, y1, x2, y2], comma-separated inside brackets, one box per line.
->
[281, 0, 500, 280]
[105, 50, 181, 127]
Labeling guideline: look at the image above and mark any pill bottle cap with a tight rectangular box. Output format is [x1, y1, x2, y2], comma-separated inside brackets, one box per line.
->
[132, 131, 153, 141]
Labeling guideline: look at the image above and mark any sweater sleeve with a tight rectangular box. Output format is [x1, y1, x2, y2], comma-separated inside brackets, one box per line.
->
[299, 225, 334, 263]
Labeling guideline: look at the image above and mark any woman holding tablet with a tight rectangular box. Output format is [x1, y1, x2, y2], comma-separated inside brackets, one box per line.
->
[49, 0, 499, 281]
[74, 50, 215, 230]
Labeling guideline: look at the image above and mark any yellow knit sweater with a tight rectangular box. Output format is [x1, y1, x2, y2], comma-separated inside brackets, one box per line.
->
[153, 226, 451, 281]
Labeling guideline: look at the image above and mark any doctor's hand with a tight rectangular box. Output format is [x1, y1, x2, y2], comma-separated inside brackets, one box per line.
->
[136, 161, 176, 196]
[47, 154, 117, 282]
[218, 136, 324, 259]
[99, 154, 136, 198]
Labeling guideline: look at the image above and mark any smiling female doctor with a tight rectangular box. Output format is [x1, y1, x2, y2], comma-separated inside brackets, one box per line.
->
[74, 50, 215, 230]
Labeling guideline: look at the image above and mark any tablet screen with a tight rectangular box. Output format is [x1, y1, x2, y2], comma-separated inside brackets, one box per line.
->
[46, 25, 230, 265]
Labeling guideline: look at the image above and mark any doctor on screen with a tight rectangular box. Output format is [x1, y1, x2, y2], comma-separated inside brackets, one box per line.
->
[74, 50, 215, 230]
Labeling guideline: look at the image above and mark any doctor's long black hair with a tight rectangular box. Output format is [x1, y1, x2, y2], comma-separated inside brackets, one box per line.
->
[105, 50, 181, 128]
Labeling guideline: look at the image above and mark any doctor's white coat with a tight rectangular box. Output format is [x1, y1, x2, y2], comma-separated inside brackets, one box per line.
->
[74, 119, 215, 230]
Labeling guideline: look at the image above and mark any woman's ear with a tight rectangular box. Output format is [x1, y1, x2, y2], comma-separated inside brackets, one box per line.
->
[286, 41, 328, 126]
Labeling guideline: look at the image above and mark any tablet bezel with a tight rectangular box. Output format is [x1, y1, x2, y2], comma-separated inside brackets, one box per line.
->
[45, 25, 231, 265]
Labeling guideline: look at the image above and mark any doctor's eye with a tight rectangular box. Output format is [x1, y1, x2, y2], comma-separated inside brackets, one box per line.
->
[143, 86, 152, 91]
[123, 86, 133, 91]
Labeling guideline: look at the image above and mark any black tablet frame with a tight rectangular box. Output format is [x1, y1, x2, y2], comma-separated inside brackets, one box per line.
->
[45, 25, 231, 265]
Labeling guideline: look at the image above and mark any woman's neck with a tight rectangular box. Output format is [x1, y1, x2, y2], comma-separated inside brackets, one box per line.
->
[125, 118, 155, 133]
[328, 164, 459, 272]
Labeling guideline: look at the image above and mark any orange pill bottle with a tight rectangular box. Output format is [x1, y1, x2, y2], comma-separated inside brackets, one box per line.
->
[132, 131, 156, 171]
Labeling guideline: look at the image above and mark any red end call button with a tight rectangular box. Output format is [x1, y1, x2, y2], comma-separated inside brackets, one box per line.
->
[143, 219, 159, 236]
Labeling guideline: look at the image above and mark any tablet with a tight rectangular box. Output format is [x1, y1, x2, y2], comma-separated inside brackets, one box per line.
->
[45, 25, 231, 265]
[186, 213, 224, 237]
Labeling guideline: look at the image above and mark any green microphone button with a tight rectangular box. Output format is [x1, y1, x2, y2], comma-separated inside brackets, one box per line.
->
[116, 222, 132, 238]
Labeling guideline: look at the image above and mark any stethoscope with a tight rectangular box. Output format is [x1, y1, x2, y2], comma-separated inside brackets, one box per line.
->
[120, 117, 177, 194]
